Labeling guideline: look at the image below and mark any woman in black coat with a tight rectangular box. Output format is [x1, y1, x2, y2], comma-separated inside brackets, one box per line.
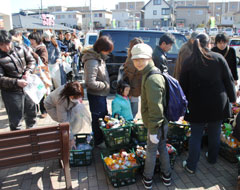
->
[179, 33, 236, 174]
[212, 33, 238, 85]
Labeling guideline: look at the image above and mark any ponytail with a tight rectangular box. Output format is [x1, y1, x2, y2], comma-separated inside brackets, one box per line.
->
[190, 34, 213, 65]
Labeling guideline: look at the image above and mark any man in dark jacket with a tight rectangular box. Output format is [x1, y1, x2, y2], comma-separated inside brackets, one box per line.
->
[152, 33, 175, 74]
[0, 30, 37, 131]
[63, 32, 76, 56]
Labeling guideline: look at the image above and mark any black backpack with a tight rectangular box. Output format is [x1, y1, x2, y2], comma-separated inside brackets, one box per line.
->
[145, 69, 188, 121]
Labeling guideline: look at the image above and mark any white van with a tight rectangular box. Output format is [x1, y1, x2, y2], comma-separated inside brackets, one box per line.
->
[83, 32, 98, 47]
[209, 27, 218, 36]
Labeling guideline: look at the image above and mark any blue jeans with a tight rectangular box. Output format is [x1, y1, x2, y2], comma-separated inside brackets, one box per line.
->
[144, 124, 171, 178]
[87, 93, 108, 145]
[186, 120, 222, 171]
[1, 91, 37, 131]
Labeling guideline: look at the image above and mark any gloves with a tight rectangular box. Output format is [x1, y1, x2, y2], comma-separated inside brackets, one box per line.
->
[150, 134, 159, 144]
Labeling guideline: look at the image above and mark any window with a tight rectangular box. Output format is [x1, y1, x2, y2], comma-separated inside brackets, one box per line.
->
[162, 8, 170, 15]
[61, 15, 65, 19]
[99, 13, 102, 17]
[232, 5, 236, 9]
[68, 15, 72, 18]
[82, 14, 85, 18]
[153, 0, 161, 5]
[94, 13, 98, 17]
[153, 10, 157, 15]
[153, 21, 157, 25]
[196, 10, 203, 15]
[129, 5, 134, 9]
[56, 15, 61, 19]
[158, 21, 161, 25]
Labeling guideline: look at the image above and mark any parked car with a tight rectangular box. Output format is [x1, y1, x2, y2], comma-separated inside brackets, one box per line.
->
[83, 32, 98, 47]
[229, 38, 240, 61]
[195, 27, 206, 33]
[99, 29, 187, 93]
[209, 27, 218, 36]
[224, 28, 234, 37]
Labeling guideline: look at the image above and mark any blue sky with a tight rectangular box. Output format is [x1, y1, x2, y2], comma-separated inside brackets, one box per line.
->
[10, 0, 149, 13]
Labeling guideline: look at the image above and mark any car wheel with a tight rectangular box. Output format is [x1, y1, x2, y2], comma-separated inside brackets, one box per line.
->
[110, 75, 118, 94]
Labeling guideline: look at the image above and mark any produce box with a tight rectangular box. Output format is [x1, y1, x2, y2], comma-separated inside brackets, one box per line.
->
[101, 149, 140, 187]
[135, 143, 177, 170]
[167, 121, 190, 155]
[131, 119, 147, 143]
[69, 134, 93, 167]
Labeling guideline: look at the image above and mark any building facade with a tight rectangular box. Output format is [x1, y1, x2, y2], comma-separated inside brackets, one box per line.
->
[142, 0, 173, 29]
[176, 6, 209, 28]
[52, 11, 82, 29]
[209, 1, 240, 25]
[81, 10, 112, 31]
[0, 0, 12, 30]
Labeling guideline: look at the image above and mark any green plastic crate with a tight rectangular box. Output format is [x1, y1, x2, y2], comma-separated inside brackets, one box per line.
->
[69, 134, 93, 167]
[100, 125, 131, 149]
[101, 150, 140, 188]
[131, 123, 147, 143]
[219, 142, 240, 163]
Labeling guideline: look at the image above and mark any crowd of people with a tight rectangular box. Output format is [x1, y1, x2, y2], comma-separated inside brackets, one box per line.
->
[0, 28, 239, 189]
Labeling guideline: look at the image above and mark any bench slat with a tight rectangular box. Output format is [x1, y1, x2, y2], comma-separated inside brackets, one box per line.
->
[0, 132, 60, 148]
[0, 140, 61, 158]
[0, 149, 61, 168]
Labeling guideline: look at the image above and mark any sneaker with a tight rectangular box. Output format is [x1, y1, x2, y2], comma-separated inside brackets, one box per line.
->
[182, 160, 195, 174]
[161, 173, 171, 186]
[142, 175, 152, 189]
[97, 142, 106, 149]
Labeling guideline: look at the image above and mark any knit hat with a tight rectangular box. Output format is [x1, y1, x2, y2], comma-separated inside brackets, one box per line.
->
[131, 43, 153, 60]
[42, 30, 53, 39]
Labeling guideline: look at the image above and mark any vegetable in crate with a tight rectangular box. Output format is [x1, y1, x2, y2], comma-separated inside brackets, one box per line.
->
[103, 150, 138, 171]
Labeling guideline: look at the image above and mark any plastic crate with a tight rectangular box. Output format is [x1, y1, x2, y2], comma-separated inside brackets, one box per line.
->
[69, 134, 93, 167]
[131, 122, 147, 143]
[134, 144, 177, 171]
[101, 150, 140, 188]
[100, 125, 131, 149]
[219, 142, 239, 163]
[167, 122, 190, 155]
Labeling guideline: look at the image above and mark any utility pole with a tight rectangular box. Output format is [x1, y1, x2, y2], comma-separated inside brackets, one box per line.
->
[90, 0, 93, 31]
[41, 0, 43, 14]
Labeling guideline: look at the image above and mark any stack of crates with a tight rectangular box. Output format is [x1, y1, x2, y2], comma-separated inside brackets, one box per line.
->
[69, 134, 94, 167]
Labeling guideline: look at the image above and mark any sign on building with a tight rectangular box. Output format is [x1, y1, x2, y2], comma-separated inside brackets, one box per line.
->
[42, 14, 55, 26]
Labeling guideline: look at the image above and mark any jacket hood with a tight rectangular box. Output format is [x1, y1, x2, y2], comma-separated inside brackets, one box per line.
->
[82, 48, 108, 63]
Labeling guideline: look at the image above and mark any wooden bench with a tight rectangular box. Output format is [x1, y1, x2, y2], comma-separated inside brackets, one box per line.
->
[0, 123, 72, 190]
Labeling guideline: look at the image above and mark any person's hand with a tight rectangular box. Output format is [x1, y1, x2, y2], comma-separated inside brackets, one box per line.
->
[22, 70, 30, 80]
[17, 79, 28, 88]
[70, 139, 76, 150]
[56, 59, 61, 63]
[235, 80, 238, 86]
[149, 134, 159, 144]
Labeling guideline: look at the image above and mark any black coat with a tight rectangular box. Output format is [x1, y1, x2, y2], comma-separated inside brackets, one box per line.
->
[179, 51, 236, 122]
[211, 46, 238, 81]
[152, 46, 168, 73]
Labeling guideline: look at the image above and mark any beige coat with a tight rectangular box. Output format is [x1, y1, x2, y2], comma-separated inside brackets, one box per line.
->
[82, 49, 110, 96]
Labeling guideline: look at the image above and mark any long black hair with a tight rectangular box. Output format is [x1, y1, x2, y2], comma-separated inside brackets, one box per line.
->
[190, 33, 213, 66]
[117, 81, 130, 96]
